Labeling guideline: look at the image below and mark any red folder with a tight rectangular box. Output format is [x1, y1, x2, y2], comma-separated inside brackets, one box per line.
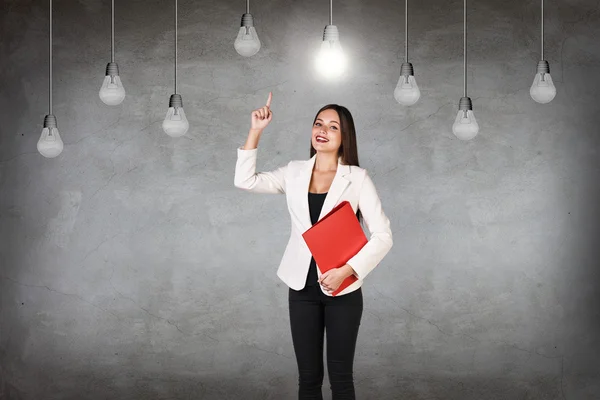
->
[302, 201, 368, 296]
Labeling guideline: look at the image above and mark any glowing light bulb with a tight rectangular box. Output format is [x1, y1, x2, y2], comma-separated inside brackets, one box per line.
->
[530, 61, 556, 104]
[163, 94, 189, 137]
[452, 97, 479, 140]
[99, 62, 125, 105]
[234, 13, 260, 57]
[394, 63, 421, 106]
[315, 25, 347, 79]
[37, 115, 64, 158]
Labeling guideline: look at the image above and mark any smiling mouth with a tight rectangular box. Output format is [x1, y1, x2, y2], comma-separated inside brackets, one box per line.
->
[316, 135, 329, 143]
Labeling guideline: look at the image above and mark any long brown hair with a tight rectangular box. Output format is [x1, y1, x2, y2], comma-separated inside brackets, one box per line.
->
[310, 104, 363, 224]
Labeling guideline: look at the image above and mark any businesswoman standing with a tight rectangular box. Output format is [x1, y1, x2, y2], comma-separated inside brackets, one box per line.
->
[234, 92, 393, 400]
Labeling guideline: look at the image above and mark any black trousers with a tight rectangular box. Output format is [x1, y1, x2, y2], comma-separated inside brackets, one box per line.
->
[288, 284, 363, 400]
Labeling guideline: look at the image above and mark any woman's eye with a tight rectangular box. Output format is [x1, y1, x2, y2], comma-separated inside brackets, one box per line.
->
[331, 126, 337, 130]
[315, 123, 321, 126]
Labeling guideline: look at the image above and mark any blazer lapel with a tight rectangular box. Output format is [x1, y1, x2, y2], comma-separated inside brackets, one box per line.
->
[318, 160, 351, 221]
[294, 154, 352, 231]
[295, 154, 316, 231]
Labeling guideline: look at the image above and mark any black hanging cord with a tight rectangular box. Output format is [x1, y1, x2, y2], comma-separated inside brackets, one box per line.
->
[463, 0, 467, 98]
[111, 0, 115, 63]
[175, 0, 178, 94]
[405, 0, 408, 63]
[49, 0, 53, 114]
[541, 0, 544, 60]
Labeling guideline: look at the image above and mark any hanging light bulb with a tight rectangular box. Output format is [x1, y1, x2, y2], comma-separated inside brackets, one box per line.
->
[315, 27, 347, 79]
[234, 16, 261, 57]
[99, 63, 126, 105]
[452, 98, 479, 140]
[395, 63, 420, 106]
[394, 0, 420, 106]
[163, 94, 189, 137]
[163, 0, 189, 137]
[452, 0, 479, 140]
[530, 61, 556, 103]
[234, 0, 261, 57]
[315, 1, 347, 79]
[38, 115, 64, 159]
[38, 0, 64, 158]
[99, 0, 125, 105]
[530, 0, 556, 103]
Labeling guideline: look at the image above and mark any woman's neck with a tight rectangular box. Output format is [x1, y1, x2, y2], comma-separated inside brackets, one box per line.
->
[314, 151, 339, 172]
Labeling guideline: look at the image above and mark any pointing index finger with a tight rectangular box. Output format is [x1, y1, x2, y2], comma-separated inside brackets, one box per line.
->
[266, 91, 272, 108]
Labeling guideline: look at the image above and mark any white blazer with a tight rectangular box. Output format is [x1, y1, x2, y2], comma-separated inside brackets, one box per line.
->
[234, 146, 393, 296]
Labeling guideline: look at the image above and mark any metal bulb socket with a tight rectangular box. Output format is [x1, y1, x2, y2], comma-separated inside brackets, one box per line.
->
[400, 62, 414, 77]
[323, 25, 340, 41]
[168, 94, 183, 108]
[105, 62, 120, 77]
[43, 114, 58, 128]
[537, 60, 550, 74]
[458, 97, 473, 111]
[241, 13, 254, 27]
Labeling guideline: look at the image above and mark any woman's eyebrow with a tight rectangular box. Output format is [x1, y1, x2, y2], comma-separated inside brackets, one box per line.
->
[316, 118, 340, 125]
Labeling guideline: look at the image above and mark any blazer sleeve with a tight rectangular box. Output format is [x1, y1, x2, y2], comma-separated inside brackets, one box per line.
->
[234, 146, 289, 194]
[346, 170, 393, 281]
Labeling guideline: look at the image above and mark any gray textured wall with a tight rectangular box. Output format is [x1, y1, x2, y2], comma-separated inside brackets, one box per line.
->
[1, 0, 599, 399]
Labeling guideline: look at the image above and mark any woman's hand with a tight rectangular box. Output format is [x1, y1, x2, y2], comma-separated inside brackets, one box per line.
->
[250, 92, 273, 131]
[318, 264, 356, 295]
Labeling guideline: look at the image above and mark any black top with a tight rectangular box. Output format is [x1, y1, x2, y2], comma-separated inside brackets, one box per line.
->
[305, 192, 328, 287]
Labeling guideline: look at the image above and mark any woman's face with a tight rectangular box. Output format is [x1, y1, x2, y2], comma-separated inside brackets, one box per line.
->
[312, 109, 342, 154]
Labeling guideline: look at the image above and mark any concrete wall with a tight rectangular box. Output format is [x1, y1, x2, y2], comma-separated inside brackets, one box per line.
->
[1, 0, 599, 398]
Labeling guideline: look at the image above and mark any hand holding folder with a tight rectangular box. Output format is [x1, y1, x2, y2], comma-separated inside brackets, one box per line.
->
[302, 201, 368, 296]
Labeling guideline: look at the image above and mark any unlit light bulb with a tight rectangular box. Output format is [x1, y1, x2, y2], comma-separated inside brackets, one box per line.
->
[99, 62, 125, 105]
[394, 63, 420, 106]
[37, 114, 64, 158]
[452, 97, 479, 140]
[530, 61, 556, 104]
[163, 94, 189, 137]
[315, 25, 347, 79]
[234, 13, 260, 57]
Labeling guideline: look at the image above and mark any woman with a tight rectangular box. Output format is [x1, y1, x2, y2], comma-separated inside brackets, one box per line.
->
[234, 92, 393, 399]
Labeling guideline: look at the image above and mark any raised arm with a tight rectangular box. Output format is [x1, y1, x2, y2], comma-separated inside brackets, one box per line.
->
[234, 92, 289, 194]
